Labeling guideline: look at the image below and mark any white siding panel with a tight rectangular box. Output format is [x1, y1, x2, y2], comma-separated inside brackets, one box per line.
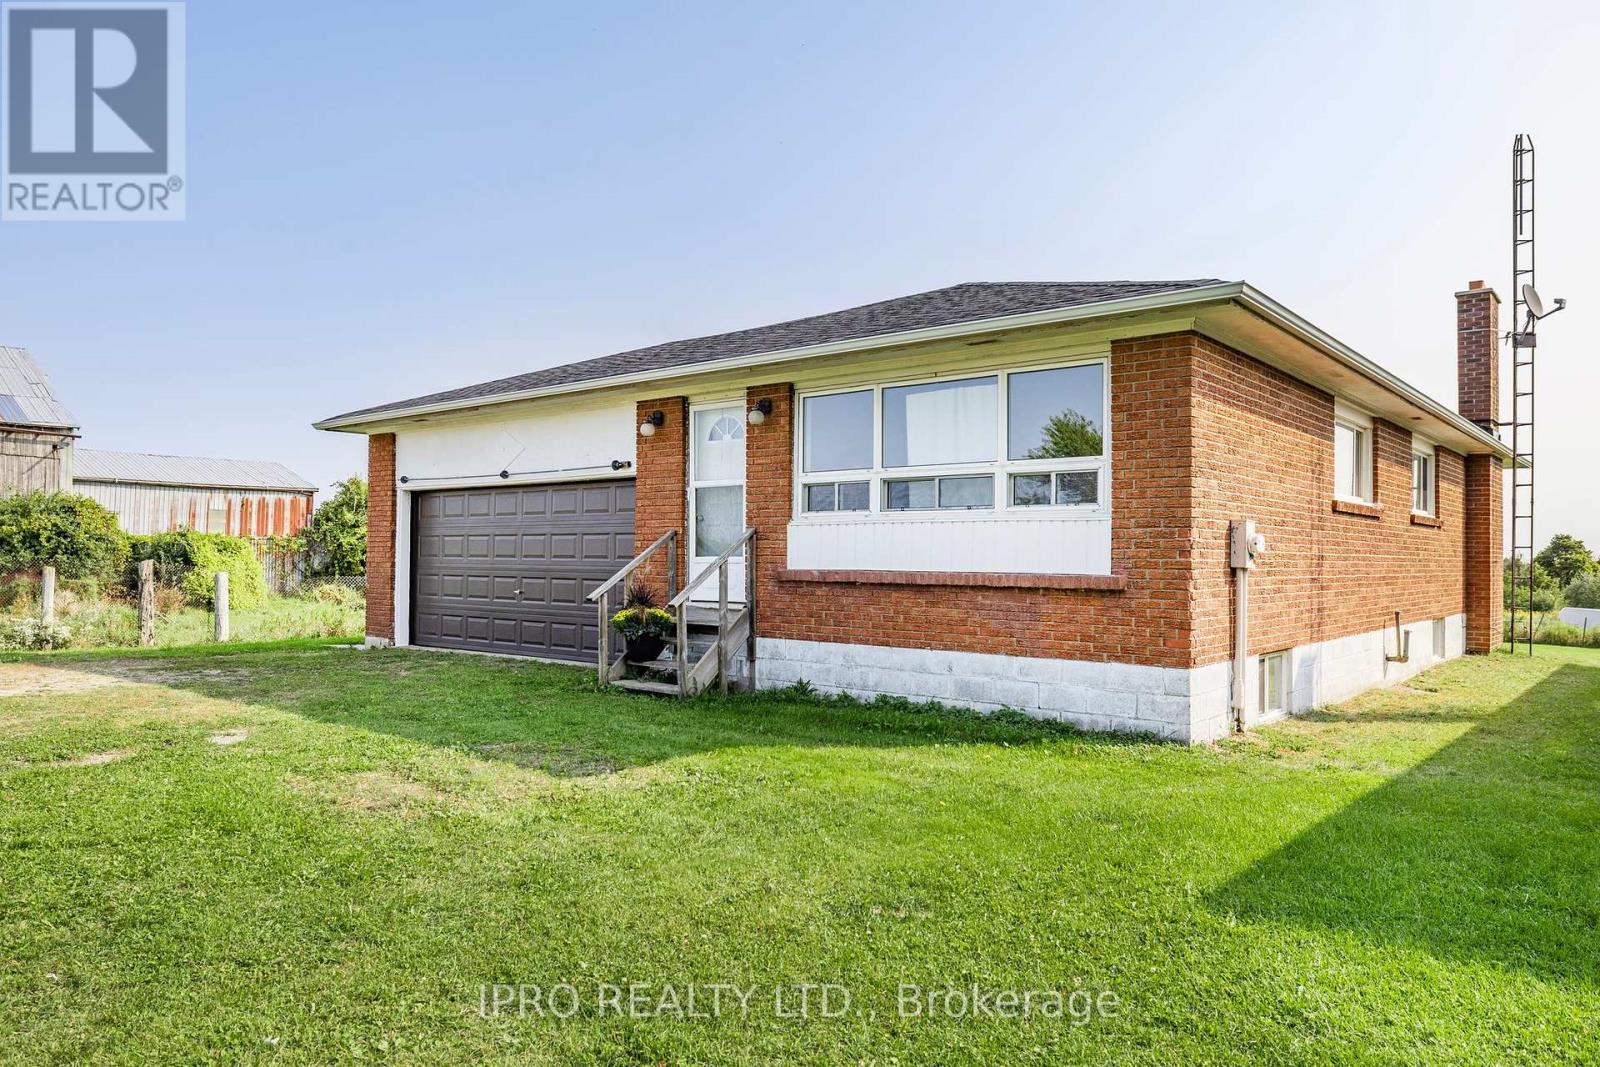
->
[392, 397, 635, 486]
[786, 516, 1111, 575]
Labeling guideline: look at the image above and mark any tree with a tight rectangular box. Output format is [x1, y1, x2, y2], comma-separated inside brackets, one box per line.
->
[301, 476, 367, 576]
[1564, 573, 1600, 610]
[0, 491, 128, 583]
[1024, 411, 1104, 460]
[1533, 533, 1596, 589]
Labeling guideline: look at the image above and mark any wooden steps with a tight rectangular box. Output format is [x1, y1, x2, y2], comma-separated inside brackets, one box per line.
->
[589, 527, 757, 698]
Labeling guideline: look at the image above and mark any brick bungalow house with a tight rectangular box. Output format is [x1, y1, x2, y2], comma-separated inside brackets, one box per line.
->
[315, 279, 1508, 742]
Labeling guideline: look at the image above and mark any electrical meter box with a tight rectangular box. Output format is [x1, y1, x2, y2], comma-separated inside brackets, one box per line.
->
[1230, 520, 1266, 570]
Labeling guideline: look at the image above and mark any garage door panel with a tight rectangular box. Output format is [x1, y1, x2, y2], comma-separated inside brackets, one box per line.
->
[412, 480, 635, 662]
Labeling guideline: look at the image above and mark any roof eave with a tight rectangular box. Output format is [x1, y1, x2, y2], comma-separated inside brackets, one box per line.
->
[1228, 284, 1513, 462]
[312, 282, 1249, 432]
[315, 281, 1513, 462]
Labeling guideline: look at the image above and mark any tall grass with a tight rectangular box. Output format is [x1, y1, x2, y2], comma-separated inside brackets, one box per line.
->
[56, 596, 363, 649]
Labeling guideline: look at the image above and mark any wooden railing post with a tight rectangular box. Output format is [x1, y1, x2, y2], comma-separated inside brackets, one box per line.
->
[676, 597, 689, 696]
[667, 531, 678, 603]
[744, 533, 756, 691]
[717, 562, 729, 696]
[597, 585, 610, 687]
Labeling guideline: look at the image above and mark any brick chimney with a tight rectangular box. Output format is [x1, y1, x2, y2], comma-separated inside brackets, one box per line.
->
[1456, 280, 1500, 429]
[1457, 280, 1505, 653]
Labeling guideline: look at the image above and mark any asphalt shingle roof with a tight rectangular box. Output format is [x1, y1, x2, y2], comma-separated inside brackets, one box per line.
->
[322, 280, 1225, 425]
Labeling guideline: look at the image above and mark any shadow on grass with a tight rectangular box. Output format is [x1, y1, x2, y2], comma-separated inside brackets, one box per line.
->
[1211, 662, 1600, 987]
[16, 643, 1154, 776]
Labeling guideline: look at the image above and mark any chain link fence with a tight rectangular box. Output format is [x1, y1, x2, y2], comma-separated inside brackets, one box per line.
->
[255, 542, 365, 597]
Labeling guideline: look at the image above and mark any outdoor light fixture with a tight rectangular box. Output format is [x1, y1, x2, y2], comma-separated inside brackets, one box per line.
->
[639, 410, 665, 437]
[748, 398, 773, 425]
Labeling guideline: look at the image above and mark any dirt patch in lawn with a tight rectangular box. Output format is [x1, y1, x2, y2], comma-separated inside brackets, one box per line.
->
[8, 748, 138, 769]
[210, 729, 250, 746]
[471, 741, 621, 777]
[0, 664, 127, 698]
[285, 771, 455, 816]
[0, 661, 263, 699]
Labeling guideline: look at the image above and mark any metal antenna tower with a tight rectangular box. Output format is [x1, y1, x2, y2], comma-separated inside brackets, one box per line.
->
[1509, 134, 1536, 655]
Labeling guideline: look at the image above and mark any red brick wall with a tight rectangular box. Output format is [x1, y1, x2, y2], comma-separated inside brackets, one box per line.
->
[634, 397, 688, 598]
[366, 433, 396, 641]
[728, 332, 1483, 670]
[1186, 335, 1467, 665]
[740, 337, 1199, 668]
[1464, 453, 1504, 651]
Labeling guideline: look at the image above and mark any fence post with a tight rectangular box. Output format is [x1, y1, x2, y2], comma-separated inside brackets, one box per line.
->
[138, 560, 156, 646]
[40, 565, 55, 626]
[214, 571, 230, 642]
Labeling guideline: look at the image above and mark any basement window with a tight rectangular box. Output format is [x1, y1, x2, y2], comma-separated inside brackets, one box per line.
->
[1260, 651, 1287, 715]
[1433, 618, 1447, 659]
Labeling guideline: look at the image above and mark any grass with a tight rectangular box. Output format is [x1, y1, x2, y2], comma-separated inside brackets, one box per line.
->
[0, 644, 1596, 1064]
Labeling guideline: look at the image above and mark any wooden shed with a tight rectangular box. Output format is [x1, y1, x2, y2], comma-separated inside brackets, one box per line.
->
[0, 345, 78, 493]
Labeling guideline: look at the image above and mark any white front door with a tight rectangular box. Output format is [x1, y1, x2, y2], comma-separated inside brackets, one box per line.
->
[688, 403, 746, 603]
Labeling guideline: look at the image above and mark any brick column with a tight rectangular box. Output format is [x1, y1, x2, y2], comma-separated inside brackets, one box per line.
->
[634, 397, 688, 598]
[1464, 453, 1503, 652]
[1456, 281, 1500, 429]
[745, 383, 794, 636]
[365, 433, 396, 643]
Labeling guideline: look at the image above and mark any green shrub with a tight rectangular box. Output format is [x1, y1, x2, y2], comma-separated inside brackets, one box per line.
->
[0, 492, 128, 583]
[127, 531, 267, 609]
[0, 616, 72, 650]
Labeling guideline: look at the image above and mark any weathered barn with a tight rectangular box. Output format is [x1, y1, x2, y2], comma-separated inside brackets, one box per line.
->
[72, 450, 317, 537]
[0, 346, 78, 493]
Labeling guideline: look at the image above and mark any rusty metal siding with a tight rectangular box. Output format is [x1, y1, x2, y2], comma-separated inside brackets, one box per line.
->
[75, 481, 316, 536]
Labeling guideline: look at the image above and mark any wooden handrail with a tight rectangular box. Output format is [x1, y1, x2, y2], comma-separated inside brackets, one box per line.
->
[667, 528, 756, 609]
[587, 529, 677, 602]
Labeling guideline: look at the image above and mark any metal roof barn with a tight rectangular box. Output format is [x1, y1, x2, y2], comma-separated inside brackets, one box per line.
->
[72, 449, 317, 537]
[0, 345, 78, 495]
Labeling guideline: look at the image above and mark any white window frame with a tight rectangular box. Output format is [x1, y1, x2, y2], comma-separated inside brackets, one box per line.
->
[1333, 402, 1374, 504]
[792, 356, 1110, 522]
[1259, 650, 1288, 715]
[1411, 436, 1436, 516]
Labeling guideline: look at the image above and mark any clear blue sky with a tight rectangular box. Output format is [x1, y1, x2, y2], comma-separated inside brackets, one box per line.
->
[5, 1, 1597, 545]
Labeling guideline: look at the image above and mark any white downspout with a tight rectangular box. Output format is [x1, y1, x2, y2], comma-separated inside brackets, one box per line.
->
[1231, 563, 1249, 733]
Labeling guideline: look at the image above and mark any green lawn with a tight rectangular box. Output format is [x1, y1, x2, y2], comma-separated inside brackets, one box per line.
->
[0, 643, 1596, 1064]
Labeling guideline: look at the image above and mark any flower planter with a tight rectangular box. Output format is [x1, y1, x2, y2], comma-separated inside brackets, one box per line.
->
[622, 633, 667, 664]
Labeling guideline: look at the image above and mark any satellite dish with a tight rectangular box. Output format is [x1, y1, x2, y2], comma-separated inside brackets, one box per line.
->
[1523, 284, 1547, 318]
